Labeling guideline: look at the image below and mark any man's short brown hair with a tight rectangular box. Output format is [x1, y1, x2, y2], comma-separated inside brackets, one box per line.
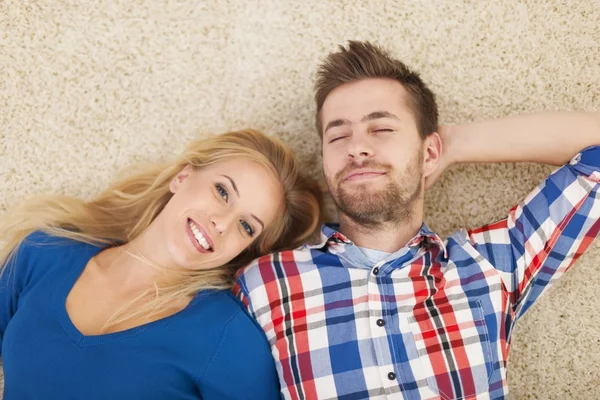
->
[314, 41, 438, 140]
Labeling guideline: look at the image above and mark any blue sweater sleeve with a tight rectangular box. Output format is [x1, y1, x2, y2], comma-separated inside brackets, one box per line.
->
[197, 301, 280, 400]
[0, 231, 67, 353]
[0, 235, 35, 353]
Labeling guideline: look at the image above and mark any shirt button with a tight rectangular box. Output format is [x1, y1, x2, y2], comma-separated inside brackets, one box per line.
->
[373, 267, 379, 275]
[388, 372, 396, 380]
[376, 319, 385, 327]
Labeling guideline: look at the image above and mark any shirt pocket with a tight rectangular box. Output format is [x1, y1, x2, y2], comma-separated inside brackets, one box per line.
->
[407, 299, 494, 400]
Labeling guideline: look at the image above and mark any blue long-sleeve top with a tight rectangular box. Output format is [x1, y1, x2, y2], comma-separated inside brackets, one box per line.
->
[0, 231, 279, 399]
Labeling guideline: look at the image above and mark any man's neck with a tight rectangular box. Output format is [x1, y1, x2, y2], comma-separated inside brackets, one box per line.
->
[338, 213, 424, 253]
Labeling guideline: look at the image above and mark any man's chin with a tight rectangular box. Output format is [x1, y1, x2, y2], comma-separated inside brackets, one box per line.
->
[336, 193, 388, 214]
[339, 179, 387, 192]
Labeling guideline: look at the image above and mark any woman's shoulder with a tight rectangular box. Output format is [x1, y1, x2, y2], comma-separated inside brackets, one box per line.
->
[192, 290, 260, 328]
[3, 230, 101, 282]
[20, 230, 86, 248]
[186, 290, 268, 346]
[15, 230, 97, 261]
[191, 291, 279, 398]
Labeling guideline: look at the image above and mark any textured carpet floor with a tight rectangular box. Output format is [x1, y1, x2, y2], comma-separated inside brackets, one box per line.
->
[1, 1, 599, 398]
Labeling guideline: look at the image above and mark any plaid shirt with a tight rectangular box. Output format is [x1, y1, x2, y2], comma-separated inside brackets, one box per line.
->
[234, 146, 600, 400]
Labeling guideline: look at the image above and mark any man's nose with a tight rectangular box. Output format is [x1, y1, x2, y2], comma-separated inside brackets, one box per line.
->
[347, 135, 374, 160]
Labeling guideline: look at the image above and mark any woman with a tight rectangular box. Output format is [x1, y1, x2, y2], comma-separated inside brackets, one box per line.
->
[0, 129, 322, 399]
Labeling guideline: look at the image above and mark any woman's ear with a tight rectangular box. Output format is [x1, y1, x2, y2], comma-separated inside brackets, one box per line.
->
[169, 165, 195, 194]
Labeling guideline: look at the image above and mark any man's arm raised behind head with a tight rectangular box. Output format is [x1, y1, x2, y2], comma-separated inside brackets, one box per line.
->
[432, 112, 600, 318]
[465, 145, 600, 320]
[425, 112, 600, 188]
[446, 111, 599, 165]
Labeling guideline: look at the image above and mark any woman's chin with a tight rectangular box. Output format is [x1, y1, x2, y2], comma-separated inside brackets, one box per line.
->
[174, 255, 220, 271]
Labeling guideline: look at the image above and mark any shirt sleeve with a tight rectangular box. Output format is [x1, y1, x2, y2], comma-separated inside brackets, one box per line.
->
[197, 305, 280, 400]
[467, 146, 600, 319]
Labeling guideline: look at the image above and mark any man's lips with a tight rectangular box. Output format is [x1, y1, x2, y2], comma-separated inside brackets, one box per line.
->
[343, 169, 387, 182]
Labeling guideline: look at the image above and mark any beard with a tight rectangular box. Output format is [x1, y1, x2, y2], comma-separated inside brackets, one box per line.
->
[326, 152, 423, 228]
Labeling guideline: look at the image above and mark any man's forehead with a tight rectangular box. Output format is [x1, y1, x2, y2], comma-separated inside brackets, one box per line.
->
[322, 80, 411, 119]
[322, 103, 412, 131]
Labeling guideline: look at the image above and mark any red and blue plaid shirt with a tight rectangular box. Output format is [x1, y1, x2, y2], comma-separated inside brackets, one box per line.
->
[234, 146, 600, 400]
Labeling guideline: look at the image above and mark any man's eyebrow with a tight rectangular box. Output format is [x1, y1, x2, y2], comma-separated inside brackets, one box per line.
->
[221, 175, 239, 197]
[250, 214, 265, 231]
[324, 118, 351, 135]
[361, 111, 400, 122]
[324, 112, 400, 135]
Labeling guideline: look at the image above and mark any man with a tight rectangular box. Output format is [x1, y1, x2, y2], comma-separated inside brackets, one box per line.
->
[234, 41, 600, 399]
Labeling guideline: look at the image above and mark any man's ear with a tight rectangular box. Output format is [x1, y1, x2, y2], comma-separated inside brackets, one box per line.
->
[422, 132, 442, 178]
[169, 165, 194, 194]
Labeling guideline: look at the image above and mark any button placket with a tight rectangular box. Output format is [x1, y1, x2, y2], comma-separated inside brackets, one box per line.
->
[372, 261, 385, 329]
[384, 259, 417, 396]
[367, 260, 396, 393]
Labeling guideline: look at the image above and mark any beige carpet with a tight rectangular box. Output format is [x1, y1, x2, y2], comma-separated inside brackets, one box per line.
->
[1, 1, 599, 398]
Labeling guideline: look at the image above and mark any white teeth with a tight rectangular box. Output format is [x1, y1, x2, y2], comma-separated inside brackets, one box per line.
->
[188, 220, 211, 250]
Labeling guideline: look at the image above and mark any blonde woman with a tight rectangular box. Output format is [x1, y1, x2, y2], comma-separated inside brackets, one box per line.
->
[0, 129, 322, 399]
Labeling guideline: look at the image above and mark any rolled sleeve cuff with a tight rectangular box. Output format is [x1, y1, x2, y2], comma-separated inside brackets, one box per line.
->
[570, 145, 600, 182]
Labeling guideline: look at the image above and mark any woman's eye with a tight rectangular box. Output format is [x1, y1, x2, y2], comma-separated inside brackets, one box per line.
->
[216, 184, 229, 202]
[374, 128, 393, 133]
[240, 220, 255, 237]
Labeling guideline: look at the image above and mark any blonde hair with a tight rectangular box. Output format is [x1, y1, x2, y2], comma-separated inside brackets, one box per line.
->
[0, 129, 322, 329]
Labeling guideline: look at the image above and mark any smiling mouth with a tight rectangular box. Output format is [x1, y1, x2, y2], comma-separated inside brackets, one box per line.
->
[187, 219, 213, 252]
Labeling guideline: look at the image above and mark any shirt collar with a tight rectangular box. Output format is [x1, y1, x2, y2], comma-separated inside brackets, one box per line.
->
[307, 222, 448, 258]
